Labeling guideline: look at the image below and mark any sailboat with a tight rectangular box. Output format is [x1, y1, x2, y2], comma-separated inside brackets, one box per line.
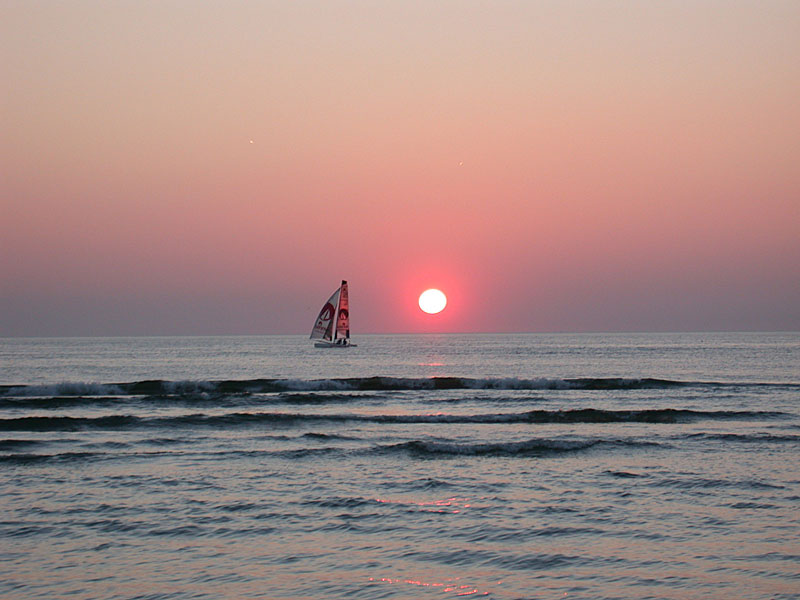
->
[310, 280, 356, 348]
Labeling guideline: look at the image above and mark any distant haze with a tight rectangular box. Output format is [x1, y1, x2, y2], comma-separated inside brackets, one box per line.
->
[2, 1, 798, 336]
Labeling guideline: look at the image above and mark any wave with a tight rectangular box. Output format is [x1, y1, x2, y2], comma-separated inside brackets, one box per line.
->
[0, 436, 657, 464]
[0, 438, 44, 451]
[680, 432, 800, 443]
[0, 376, 742, 398]
[379, 437, 658, 457]
[0, 451, 105, 464]
[0, 396, 129, 410]
[0, 407, 784, 432]
[652, 476, 786, 491]
[3, 376, 796, 405]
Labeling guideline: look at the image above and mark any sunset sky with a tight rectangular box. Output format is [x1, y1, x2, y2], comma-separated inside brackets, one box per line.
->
[2, 1, 798, 336]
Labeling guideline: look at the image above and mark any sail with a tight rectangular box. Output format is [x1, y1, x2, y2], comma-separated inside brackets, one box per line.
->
[310, 288, 340, 341]
[335, 280, 349, 341]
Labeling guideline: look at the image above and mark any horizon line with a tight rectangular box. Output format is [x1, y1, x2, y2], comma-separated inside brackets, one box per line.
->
[2, 330, 798, 340]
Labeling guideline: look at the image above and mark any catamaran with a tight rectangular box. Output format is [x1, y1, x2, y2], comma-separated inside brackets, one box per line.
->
[310, 280, 356, 347]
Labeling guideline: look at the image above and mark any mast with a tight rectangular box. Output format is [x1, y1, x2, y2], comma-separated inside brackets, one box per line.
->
[332, 282, 341, 343]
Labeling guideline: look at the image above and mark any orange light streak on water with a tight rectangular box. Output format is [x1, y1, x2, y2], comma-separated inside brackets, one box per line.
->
[374, 496, 473, 513]
[368, 576, 490, 597]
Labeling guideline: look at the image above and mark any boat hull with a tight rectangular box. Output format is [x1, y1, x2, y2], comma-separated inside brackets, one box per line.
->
[314, 341, 357, 348]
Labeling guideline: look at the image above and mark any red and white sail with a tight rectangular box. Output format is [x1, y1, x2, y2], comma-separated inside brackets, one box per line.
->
[310, 288, 340, 341]
[335, 280, 349, 341]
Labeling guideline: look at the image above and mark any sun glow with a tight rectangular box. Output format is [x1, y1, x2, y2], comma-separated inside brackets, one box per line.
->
[418, 289, 447, 314]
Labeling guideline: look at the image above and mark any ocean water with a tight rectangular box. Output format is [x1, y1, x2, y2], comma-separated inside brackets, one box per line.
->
[1, 333, 798, 600]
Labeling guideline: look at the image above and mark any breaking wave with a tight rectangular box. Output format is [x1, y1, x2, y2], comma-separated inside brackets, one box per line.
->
[2, 376, 796, 403]
[0, 376, 690, 399]
[0, 407, 784, 432]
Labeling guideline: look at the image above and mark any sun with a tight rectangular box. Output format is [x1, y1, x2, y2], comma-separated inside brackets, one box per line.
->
[418, 289, 447, 314]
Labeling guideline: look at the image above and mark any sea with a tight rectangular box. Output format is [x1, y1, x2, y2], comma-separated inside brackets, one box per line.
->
[1, 333, 798, 600]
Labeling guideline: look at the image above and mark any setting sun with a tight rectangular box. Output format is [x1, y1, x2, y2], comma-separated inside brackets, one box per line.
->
[418, 289, 447, 314]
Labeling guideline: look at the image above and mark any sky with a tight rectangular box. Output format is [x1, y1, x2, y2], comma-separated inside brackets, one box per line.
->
[2, 0, 799, 336]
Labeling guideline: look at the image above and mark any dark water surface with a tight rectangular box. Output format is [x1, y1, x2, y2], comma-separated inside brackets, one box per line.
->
[1, 333, 799, 599]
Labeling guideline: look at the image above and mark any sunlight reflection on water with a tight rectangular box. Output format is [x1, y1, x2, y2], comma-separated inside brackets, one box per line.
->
[369, 576, 491, 597]
[375, 496, 474, 514]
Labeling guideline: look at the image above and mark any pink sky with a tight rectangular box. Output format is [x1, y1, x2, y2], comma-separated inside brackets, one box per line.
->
[2, 1, 799, 335]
